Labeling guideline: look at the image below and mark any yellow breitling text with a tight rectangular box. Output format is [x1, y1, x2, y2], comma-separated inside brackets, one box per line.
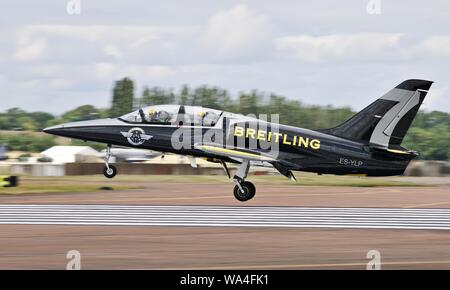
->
[233, 126, 320, 150]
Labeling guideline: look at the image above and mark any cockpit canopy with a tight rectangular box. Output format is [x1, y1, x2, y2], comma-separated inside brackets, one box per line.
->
[119, 105, 222, 127]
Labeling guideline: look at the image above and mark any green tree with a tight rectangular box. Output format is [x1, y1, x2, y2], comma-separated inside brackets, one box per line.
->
[1, 84, 449, 160]
[140, 86, 175, 106]
[110, 77, 134, 117]
[3, 108, 27, 130]
[29, 112, 55, 130]
[403, 125, 450, 160]
[238, 90, 260, 116]
[0, 134, 56, 152]
[179, 85, 190, 105]
[60, 105, 101, 122]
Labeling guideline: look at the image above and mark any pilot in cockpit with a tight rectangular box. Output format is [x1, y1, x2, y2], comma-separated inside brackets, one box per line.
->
[147, 108, 158, 122]
[146, 108, 172, 123]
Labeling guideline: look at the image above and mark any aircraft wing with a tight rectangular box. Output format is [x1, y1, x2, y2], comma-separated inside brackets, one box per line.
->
[194, 143, 277, 162]
[195, 143, 298, 182]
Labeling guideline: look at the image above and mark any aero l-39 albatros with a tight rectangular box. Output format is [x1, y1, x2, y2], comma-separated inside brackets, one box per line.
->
[44, 79, 432, 201]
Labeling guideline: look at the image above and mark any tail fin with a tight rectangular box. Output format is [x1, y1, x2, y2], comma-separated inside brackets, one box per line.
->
[321, 79, 433, 148]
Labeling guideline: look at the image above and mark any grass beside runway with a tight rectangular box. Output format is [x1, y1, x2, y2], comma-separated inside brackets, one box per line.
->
[47, 173, 427, 187]
[0, 172, 428, 196]
[0, 176, 143, 195]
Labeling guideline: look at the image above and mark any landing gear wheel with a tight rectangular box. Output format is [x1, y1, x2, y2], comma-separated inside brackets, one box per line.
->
[233, 181, 256, 202]
[103, 165, 117, 179]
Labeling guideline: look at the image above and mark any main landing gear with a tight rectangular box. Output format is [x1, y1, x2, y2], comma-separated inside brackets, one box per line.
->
[103, 144, 117, 178]
[232, 160, 256, 202]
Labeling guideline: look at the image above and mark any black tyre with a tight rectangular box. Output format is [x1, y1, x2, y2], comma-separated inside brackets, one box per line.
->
[233, 181, 256, 202]
[246, 181, 256, 197]
[103, 165, 117, 179]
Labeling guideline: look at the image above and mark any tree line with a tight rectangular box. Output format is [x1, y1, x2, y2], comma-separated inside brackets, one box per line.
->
[0, 77, 449, 160]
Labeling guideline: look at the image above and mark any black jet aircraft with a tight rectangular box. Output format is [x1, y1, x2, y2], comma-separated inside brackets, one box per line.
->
[44, 79, 433, 201]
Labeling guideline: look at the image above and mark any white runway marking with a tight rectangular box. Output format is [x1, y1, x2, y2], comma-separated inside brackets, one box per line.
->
[1, 204, 450, 230]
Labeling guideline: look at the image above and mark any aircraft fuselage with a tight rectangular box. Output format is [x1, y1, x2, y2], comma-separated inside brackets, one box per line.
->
[44, 117, 412, 177]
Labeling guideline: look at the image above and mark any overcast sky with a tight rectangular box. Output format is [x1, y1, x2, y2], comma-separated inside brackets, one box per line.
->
[1, 0, 450, 114]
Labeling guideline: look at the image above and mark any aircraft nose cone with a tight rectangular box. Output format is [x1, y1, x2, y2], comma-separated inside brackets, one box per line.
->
[42, 118, 122, 139]
[43, 124, 65, 135]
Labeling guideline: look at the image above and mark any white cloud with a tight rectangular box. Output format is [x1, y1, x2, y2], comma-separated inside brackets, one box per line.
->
[275, 32, 450, 64]
[276, 33, 403, 62]
[104, 45, 122, 59]
[203, 4, 272, 59]
[49, 78, 75, 90]
[14, 25, 175, 43]
[416, 36, 450, 58]
[1, 1, 450, 113]
[13, 37, 47, 61]
[123, 65, 175, 79]
[9, 24, 197, 66]
[129, 35, 161, 49]
[424, 86, 450, 112]
[94, 62, 174, 80]
[17, 79, 41, 89]
[95, 62, 116, 79]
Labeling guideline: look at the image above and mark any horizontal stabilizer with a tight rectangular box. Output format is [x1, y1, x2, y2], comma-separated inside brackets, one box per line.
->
[371, 145, 418, 159]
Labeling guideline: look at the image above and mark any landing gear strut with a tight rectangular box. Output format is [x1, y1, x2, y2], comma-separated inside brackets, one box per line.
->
[232, 160, 255, 202]
[103, 144, 117, 178]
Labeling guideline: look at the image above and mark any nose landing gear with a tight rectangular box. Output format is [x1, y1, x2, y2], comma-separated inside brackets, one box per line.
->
[103, 165, 117, 179]
[232, 160, 256, 202]
[103, 145, 117, 178]
[233, 180, 256, 202]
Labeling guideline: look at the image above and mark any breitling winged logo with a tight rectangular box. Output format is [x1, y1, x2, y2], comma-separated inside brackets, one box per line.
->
[120, 127, 153, 146]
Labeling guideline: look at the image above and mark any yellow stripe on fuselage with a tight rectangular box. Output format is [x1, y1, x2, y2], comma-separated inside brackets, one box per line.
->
[198, 145, 274, 161]
[387, 149, 410, 154]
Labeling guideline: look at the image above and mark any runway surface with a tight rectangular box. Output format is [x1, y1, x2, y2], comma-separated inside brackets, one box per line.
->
[2, 204, 450, 230]
[1, 182, 450, 269]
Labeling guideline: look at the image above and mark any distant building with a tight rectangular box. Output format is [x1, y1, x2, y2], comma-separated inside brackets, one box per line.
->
[41, 146, 100, 163]
[0, 145, 7, 161]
